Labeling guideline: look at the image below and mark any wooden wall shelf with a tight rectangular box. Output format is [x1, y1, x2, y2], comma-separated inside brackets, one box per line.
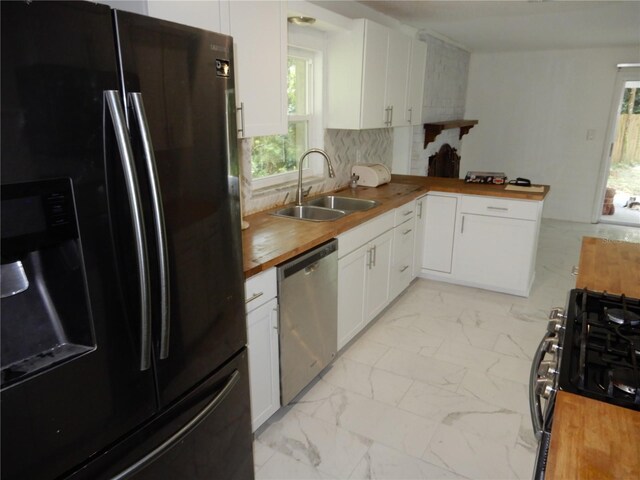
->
[423, 120, 478, 148]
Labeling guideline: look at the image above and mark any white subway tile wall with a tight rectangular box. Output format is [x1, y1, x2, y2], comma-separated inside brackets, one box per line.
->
[412, 34, 471, 178]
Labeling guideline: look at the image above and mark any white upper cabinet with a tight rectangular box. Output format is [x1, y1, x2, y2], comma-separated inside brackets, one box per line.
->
[385, 29, 411, 127]
[327, 19, 413, 130]
[405, 39, 427, 125]
[146, 0, 222, 32]
[360, 20, 390, 129]
[227, 1, 287, 138]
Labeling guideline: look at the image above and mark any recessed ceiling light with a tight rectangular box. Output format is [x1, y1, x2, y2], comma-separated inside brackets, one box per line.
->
[288, 16, 316, 26]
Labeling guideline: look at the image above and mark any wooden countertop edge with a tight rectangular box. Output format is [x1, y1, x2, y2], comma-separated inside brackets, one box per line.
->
[242, 176, 550, 278]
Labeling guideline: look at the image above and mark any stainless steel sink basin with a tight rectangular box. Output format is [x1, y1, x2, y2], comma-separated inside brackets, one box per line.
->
[272, 205, 347, 222]
[304, 196, 379, 211]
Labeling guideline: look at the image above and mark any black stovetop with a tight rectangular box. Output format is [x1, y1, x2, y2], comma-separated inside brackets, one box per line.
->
[558, 289, 640, 410]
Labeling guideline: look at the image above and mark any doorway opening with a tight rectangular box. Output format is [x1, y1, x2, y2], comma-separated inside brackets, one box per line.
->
[598, 70, 640, 227]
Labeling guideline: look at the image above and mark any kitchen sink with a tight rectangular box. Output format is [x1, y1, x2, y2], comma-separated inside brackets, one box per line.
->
[304, 196, 379, 212]
[272, 205, 347, 222]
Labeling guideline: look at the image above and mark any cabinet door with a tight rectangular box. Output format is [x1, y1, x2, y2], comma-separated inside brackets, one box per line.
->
[246, 297, 280, 432]
[337, 245, 368, 350]
[413, 195, 427, 277]
[422, 195, 458, 273]
[406, 39, 427, 125]
[454, 214, 536, 294]
[390, 219, 415, 299]
[146, 0, 222, 32]
[229, 0, 286, 138]
[365, 229, 393, 322]
[360, 20, 389, 129]
[386, 29, 411, 127]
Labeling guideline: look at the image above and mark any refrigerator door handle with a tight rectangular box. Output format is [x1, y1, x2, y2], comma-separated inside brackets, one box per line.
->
[129, 92, 171, 360]
[105, 90, 152, 372]
[111, 370, 241, 480]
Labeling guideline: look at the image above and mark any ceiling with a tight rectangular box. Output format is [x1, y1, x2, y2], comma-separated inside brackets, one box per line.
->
[340, 1, 640, 53]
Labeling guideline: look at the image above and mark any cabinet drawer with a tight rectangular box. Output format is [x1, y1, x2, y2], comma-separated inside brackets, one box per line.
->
[394, 201, 416, 226]
[459, 195, 540, 221]
[245, 267, 277, 312]
[393, 219, 415, 260]
[338, 210, 394, 258]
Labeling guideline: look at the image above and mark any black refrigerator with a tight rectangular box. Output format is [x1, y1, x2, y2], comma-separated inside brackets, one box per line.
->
[0, 1, 254, 479]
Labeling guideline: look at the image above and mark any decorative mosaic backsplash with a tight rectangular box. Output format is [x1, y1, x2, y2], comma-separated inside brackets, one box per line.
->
[240, 129, 393, 216]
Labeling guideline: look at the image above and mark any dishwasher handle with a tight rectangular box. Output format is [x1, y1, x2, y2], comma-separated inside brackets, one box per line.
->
[279, 239, 338, 280]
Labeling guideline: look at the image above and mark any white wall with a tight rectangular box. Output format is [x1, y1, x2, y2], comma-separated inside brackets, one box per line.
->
[462, 46, 639, 223]
[410, 34, 470, 176]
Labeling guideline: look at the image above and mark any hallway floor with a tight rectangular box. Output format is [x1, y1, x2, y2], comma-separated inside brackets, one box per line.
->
[252, 219, 640, 480]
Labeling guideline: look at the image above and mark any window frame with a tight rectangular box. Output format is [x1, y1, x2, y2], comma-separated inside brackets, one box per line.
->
[250, 44, 323, 191]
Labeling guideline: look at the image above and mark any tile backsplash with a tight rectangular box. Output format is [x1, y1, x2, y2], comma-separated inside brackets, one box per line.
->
[240, 129, 393, 216]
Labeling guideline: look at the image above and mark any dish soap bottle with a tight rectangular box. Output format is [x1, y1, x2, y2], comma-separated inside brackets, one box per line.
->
[350, 173, 359, 189]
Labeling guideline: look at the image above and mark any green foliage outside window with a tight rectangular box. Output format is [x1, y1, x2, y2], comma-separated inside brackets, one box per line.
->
[620, 88, 640, 114]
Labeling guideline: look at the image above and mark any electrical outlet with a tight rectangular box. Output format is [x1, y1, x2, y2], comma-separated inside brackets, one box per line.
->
[586, 129, 596, 141]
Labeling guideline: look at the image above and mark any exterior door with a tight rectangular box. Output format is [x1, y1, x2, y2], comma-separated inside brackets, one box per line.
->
[115, 11, 247, 407]
[0, 3, 157, 479]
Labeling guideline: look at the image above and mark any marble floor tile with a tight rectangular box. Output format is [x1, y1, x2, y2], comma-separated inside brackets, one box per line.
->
[254, 219, 639, 480]
[398, 380, 521, 445]
[257, 450, 334, 479]
[422, 424, 525, 480]
[320, 356, 413, 406]
[256, 408, 371, 478]
[313, 389, 439, 458]
[363, 321, 445, 355]
[349, 442, 464, 479]
[457, 370, 530, 416]
[341, 338, 390, 366]
[375, 347, 467, 391]
[290, 378, 340, 417]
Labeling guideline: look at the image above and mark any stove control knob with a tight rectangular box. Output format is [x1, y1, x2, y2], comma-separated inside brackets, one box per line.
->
[543, 338, 562, 355]
[547, 320, 565, 334]
[549, 308, 567, 321]
[535, 378, 556, 399]
[537, 360, 559, 378]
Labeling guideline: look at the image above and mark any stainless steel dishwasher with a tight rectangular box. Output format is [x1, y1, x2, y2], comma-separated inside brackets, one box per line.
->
[277, 239, 338, 405]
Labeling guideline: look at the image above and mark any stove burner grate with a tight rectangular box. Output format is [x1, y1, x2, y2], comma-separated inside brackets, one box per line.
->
[605, 308, 640, 326]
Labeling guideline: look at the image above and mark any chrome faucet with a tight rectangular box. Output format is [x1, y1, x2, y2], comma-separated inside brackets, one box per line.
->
[295, 148, 335, 206]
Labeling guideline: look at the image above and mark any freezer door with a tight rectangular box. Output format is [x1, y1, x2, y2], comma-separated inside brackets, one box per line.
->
[0, 2, 157, 480]
[114, 11, 246, 407]
[66, 349, 254, 480]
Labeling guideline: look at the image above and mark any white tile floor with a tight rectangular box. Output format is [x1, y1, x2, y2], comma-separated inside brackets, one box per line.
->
[253, 219, 640, 480]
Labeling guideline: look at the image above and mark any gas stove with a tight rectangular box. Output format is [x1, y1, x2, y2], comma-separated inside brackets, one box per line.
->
[557, 289, 640, 409]
[531, 288, 640, 479]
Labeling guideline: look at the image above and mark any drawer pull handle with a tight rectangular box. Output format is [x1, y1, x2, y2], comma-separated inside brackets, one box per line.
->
[487, 206, 508, 211]
[400, 265, 409, 272]
[245, 291, 264, 303]
[403, 229, 412, 235]
[403, 210, 414, 216]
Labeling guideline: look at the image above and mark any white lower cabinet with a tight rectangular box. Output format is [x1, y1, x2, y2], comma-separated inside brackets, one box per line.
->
[337, 244, 368, 350]
[244, 268, 279, 432]
[418, 193, 543, 297]
[421, 193, 458, 274]
[337, 211, 394, 350]
[364, 229, 393, 321]
[454, 213, 536, 295]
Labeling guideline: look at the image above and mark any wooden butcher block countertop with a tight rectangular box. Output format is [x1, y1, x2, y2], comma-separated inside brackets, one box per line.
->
[546, 238, 640, 479]
[575, 237, 640, 298]
[242, 175, 549, 277]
